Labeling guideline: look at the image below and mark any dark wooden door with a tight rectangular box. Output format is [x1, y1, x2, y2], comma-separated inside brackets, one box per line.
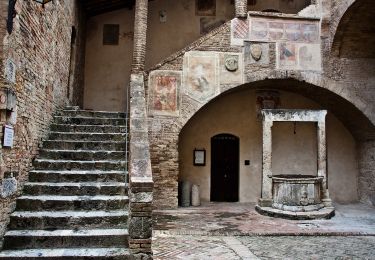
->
[211, 134, 239, 202]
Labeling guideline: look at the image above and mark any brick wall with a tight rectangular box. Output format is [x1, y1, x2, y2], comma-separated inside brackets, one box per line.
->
[147, 2, 375, 209]
[0, 0, 84, 246]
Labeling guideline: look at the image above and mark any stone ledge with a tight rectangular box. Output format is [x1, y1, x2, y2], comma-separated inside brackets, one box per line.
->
[255, 205, 335, 220]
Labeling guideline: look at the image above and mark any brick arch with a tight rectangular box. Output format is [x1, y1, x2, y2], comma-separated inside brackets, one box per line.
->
[179, 78, 375, 141]
[331, 0, 375, 58]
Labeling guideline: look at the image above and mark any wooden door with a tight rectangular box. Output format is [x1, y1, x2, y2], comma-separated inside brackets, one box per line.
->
[211, 134, 239, 202]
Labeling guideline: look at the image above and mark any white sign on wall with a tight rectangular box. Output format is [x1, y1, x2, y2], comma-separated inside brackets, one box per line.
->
[5, 59, 16, 83]
[3, 125, 14, 148]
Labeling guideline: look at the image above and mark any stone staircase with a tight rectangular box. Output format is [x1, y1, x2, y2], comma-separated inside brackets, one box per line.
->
[0, 107, 132, 259]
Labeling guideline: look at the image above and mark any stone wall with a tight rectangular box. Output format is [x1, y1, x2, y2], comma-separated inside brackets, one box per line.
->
[0, 0, 84, 247]
[358, 140, 375, 206]
[147, 2, 375, 209]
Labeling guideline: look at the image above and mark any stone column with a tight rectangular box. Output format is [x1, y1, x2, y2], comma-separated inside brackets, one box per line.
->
[235, 0, 247, 18]
[259, 120, 273, 207]
[317, 119, 332, 207]
[131, 0, 148, 74]
[129, 1, 153, 257]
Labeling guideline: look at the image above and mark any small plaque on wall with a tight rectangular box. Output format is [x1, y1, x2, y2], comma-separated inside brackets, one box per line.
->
[3, 125, 14, 148]
[194, 149, 206, 166]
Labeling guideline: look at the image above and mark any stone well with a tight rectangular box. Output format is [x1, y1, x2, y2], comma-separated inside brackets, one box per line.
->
[272, 175, 324, 212]
[256, 109, 335, 220]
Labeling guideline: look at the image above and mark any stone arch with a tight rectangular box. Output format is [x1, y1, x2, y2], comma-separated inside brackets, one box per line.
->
[152, 78, 374, 209]
[179, 78, 374, 141]
[331, 0, 375, 58]
[177, 79, 366, 206]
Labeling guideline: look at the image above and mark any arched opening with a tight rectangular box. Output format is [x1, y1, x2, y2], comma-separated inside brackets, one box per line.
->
[211, 134, 239, 202]
[178, 79, 374, 204]
[331, 0, 375, 58]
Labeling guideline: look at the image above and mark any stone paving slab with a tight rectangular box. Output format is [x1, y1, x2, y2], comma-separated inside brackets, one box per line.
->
[153, 203, 375, 236]
[153, 234, 375, 260]
[152, 202, 375, 259]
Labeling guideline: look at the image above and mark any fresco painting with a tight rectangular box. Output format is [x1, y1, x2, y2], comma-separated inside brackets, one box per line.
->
[149, 71, 181, 116]
[184, 52, 219, 103]
[249, 16, 319, 44]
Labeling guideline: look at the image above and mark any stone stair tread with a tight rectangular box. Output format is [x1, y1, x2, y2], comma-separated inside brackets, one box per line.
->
[4, 228, 128, 237]
[44, 140, 126, 143]
[63, 109, 126, 114]
[30, 170, 126, 174]
[40, 149, 126, 153]
[54, 116, 126, 120]
[11, 210, 128, 218]
[49, 132, 127, 135]
[0, 247, 130, 258]
[34, 159, 125, 163]
[24, 182, 127, 187]
[19, 195, 128, 201]
[51, 123, 127, 127]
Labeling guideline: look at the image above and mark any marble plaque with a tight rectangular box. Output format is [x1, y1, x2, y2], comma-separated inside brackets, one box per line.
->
[219, 53, 244, 85]
[244, 42, 270, 65]
[5, 58, 16, 83]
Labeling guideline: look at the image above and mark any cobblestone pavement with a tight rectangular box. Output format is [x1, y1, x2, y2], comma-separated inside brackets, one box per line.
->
[153, 203, 375, 259]
[153, 234, 375, 260]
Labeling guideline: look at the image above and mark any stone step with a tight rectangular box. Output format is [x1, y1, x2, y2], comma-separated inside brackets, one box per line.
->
[42, 140, 126, 151]
[8, 211, 128, 230]
[61, 109, 127, 119]
[50, 124, 127, 133]
[23, 182, 127, 196]
[2, 229, 129, 250]
[28, 170, 126, 183]
[33, 159, 126, 171]
[54, 116, 126, 126]
[48, 132, 127, 142]
[0, 247, 131, 259]
[39, 150, 127, 161]
[16, 195, 128, 211]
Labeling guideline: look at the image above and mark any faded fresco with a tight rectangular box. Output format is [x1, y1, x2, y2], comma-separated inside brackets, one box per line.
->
[219, 53, 244, 85]
[231, 18, 249, 46]
[148, 70, 181, 117]
[279, 42, 297, 68]
[249, 16, 320, 44]
[183, 52, 219, 103]
[277, 43, 321, 70]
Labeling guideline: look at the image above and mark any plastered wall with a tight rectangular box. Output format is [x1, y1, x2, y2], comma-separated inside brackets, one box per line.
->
[179, 89, 359, 203]
[83, 0, 310, 111]
[84, 8, 134, 111]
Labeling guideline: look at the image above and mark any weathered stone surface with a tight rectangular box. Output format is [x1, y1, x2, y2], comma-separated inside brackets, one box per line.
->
[129, 217, 152, 239]
[0, 108, 130, 257]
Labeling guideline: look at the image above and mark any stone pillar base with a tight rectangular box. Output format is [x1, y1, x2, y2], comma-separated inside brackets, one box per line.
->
[258, 198, 272, 207]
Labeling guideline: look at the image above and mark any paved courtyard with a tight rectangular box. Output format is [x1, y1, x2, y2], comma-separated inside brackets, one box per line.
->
[152, 202, 375, 259]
